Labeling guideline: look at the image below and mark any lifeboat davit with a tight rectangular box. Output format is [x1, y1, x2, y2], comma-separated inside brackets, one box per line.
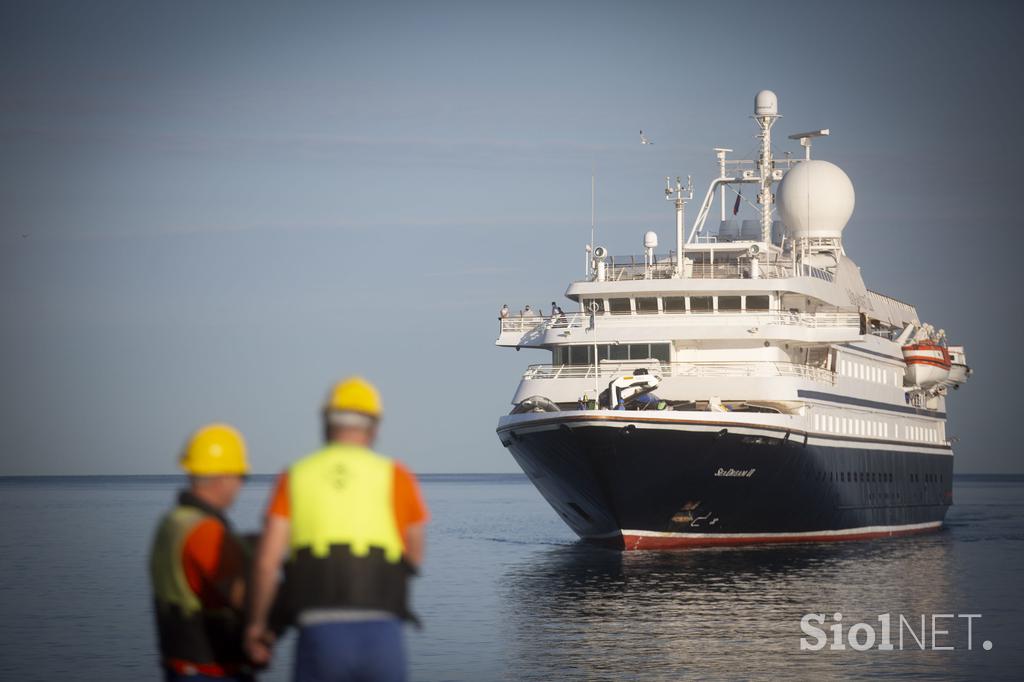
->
[902, 341, 951, 389]
[946, 345, 972, 386]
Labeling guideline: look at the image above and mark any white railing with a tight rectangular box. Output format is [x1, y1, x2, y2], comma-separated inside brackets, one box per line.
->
[765, 311, 861, 328]
[720, 158, 802, 174]
[589, 256, 834, 283]
[499, 310, 860, 334]
[522, 361, 836, 384]
[499, 314, 586, 333]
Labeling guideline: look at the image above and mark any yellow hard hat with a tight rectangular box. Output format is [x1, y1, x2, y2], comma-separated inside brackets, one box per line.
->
[180, 423, 250, 476]
[324, 376, 382, 419]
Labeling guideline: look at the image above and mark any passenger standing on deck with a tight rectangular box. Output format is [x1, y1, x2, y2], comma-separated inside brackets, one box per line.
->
[499, 304, 509, 321]
[555, 305, 567, 326]
[246, 377, 429, 682]
[149, 424, 253, 681]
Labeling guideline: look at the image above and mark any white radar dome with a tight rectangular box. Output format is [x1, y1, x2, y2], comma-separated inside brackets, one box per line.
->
[644, 231, 658, 249]
[755, 90, 778, 116]
[777, 160, 855, 240]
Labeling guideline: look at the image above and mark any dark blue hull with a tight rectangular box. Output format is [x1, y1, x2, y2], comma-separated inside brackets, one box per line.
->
[497, 414, 952, 549]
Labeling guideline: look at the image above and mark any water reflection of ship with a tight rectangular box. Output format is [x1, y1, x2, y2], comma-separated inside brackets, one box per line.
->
[499, 537, 957, 680]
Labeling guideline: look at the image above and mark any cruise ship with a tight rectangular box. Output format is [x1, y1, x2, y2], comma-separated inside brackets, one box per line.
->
[494, 91, 971, 550]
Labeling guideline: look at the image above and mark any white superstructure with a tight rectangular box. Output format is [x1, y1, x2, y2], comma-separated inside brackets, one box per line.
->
[496, 90, 969, 451]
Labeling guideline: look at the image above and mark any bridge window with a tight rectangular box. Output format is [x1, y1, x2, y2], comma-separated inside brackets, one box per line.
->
[582, 298, 605, 314]
[609, 344, 629, 360]
[664, 296, 686, 313]
[558, 343, 672, 365]
[569, 345, 591, 365]
[636, 297, 659, 314]
[746, 295, 770, 311]
[628, 344, 650, 360]
[608, 298, 631, 315]
[718, 296, 742, 312]
[626, 343, 667, 361]
[690, 296, 712, 312]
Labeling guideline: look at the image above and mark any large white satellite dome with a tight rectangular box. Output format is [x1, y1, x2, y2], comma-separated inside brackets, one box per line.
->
[777, 160, 855, 239]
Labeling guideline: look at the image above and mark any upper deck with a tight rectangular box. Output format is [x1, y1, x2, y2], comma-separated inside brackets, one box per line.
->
[561, 249, 917, 333]
[576, 251, 835, 283]
[496, 308, 864, 348]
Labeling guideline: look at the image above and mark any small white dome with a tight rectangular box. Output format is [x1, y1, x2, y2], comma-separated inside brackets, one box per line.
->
[755, 90, 778, 116]
[777, 160, 855, 239]
[644, 231, 658, 249]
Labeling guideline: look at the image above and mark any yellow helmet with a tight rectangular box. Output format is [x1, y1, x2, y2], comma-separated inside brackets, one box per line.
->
[324, 376, 382, 420]
[180, 423, 250, 476]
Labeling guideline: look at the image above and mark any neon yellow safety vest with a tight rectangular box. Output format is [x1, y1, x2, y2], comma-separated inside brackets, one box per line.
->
[281, 444, 415, 623]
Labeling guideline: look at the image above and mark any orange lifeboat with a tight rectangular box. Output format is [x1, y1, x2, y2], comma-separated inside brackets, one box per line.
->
[901, 341, 951, 389]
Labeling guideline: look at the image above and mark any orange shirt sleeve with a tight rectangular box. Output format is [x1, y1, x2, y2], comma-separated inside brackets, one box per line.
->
[181, 518, 245, 609]
[392, 462, 429, 534]
[267, 471, 290, 519]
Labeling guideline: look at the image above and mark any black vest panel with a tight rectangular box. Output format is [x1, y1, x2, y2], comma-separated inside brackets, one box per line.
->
[154, 602, 246, 665]
[281, 544, 416, 624]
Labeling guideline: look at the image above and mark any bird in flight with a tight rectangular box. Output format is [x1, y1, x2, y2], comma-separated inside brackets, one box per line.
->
[640, 130, 653, 145]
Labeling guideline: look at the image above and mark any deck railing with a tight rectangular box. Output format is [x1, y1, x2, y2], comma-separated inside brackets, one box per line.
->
[586, 256, 834, 283]
[499, 310, 860, 334]
[499, 314, 585, 333]
[522, 360, 836, 384]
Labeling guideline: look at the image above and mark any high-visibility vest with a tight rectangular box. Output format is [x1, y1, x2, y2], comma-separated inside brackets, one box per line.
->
[149, 501, 246, 669]
[281, 444, 415, 622]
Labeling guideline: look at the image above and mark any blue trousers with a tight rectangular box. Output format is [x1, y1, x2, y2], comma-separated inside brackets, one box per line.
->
[295, 619, 407, 682]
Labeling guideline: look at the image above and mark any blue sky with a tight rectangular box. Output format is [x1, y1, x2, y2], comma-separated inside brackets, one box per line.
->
[1, 0, 1022, 474]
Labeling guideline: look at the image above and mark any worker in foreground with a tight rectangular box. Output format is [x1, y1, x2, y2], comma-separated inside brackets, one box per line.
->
[150, 424, 253, 681]
[246, 377, 429, 681]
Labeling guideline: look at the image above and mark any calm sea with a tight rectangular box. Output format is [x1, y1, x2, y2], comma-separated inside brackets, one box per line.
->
[0, 474, 1021, 680]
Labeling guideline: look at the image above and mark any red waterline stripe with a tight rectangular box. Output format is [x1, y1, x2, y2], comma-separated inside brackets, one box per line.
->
[619, 524, 942, 550]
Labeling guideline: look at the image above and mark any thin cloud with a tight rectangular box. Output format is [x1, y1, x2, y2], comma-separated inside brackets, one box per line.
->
[32, 210, 669, 243]
[1, 125, 698, 157]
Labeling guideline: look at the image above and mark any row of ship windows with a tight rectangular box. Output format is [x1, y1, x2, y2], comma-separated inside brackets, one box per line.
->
[812, 414, 943, 443]
[581, 295, 770, 315]
[838, 358, 899, 387]
[553, 343, 671, 365]
[811, 470, 943, 484]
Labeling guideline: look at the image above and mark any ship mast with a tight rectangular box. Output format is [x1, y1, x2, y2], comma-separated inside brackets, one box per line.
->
[665, 175, 693, 278]
[753, 90, 780, 246]
[686, 91, 798, 247]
